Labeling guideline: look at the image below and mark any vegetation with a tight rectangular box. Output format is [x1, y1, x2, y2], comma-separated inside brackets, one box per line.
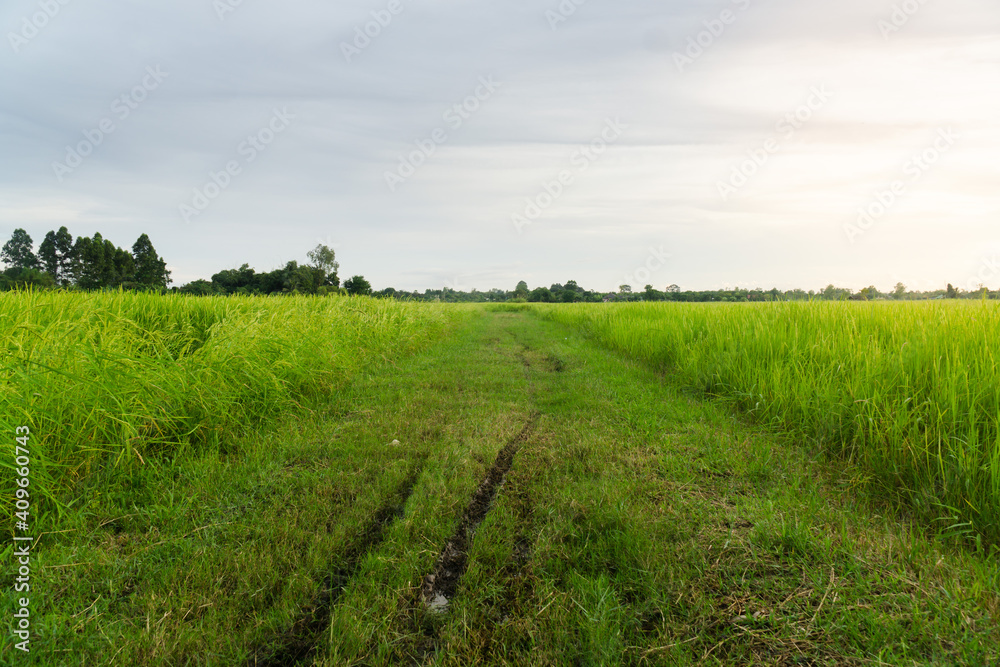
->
[2, 228, 170, 291]
[535, 300, 1000, 547]
[2, 305, 996, 665]
[0, 290, 458, 518]
[6, 228, 994, 302]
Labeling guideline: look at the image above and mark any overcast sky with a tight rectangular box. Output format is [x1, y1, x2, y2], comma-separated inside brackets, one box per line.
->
[2, 0, 998, 293]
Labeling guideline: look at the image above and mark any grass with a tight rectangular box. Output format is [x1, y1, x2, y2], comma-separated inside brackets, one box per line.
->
[0, 290, 460, 522]
[533, 300, 1000, 547]
[1, 300, 998, 665]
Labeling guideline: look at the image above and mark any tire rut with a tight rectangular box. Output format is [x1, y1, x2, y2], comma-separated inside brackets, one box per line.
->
[249, 461, 425, 667]
[421, 412, 540, 613]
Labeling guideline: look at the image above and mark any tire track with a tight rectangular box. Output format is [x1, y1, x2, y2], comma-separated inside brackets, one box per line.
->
[421, 413, 540, 613]
[249, 460, 425, 667]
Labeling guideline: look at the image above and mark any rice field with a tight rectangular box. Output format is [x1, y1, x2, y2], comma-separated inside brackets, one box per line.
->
[535, 300, 1000, 545]
[0, 290, 460, 520]
[2, 297, 999, 665]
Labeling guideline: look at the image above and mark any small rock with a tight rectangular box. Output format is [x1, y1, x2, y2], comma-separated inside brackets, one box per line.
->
[390, 439, 400, 446]
[427, 594, 449, 613]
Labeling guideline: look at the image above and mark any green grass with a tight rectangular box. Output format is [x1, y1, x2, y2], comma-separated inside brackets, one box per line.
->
[533, 301, 1000, 547]
[2, 301, 998, 665]
[0, 290, 460, 521]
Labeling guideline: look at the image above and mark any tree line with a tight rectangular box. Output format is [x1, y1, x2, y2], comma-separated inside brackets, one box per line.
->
[3, 228, 992, 301]
[176, 245, 346, 296]
[370, 280, 996, 303]
[1, 228, 170, 291]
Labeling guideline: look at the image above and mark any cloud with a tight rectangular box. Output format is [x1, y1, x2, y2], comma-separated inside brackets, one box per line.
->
[0, 0, 998, 291]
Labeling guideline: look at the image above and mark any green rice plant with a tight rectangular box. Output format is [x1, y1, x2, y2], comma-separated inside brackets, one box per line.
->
[0, 290, 461, 521]
[534, 301, 1000, 544]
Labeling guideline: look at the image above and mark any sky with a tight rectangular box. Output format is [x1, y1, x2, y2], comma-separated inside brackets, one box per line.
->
[1, 0, 998, 294]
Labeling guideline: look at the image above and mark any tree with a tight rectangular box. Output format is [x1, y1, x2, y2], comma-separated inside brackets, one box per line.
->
[38, 232, 58, 279]
[307, 244, 340, 287]
[38, 227, 75, 285]
[132, 234, 171, 288]
[619, 285, 632, 294]
[528, 286, 553, 302]
[212, 263, 257, 293]
[0, 267, 55, 291]
[893, 282, 907, 300]
[113, 246, 136, 286]
[344, 275, 372, 296]
[179, 279, 215, 296]
[514, 281, 529, 299]
[821, 284, 851, 301]
[282, 260, 326, 293]
[859, 285, 879, 301]
[73, 234, 107, 289]
[946, 283, 958, 299]
[1, 229, 40, 271]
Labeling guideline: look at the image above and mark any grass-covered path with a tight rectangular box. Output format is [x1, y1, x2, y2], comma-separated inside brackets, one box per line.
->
[14, 309, 1000, 665]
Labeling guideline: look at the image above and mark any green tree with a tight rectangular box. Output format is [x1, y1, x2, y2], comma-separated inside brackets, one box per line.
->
[859, 285, 879, 301]
[527, 286, 553, 302]
[179, 279, 216, 296]
[893, 282, 907, 300]
[344, 275, 372, 296]
[514, 281, 529, 299]
[39, 232, 58, 279]
[307, 244, 340, 287]
[821, 284, 851, 301]
[73, 235, 105, 289]
[73, 233, 125, 289]
[113, 246, 136, 286]
[0, 267, 55, 291]
[946, 283, 958, 299]
[1, 229, 40, 271]
[38, 227, 75, 285]
[132, 234, 171, 288]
